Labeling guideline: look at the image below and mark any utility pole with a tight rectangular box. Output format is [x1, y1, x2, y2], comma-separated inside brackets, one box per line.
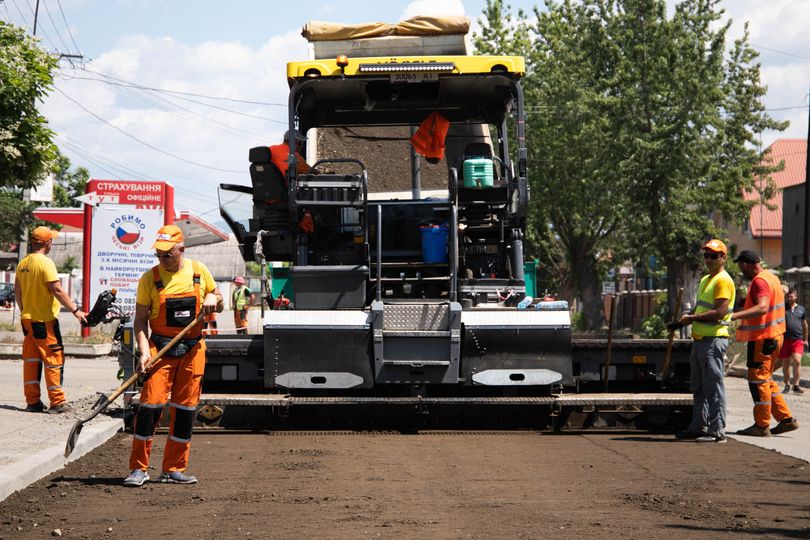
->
[804, 87, 810, 266]
[17, 1, 41, 265]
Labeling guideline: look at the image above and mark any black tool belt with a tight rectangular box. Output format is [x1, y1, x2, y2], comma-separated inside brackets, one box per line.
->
[149, 333, 201, 358]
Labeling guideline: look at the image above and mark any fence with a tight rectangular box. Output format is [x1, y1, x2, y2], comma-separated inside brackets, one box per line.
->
[603, 289, 665, 331]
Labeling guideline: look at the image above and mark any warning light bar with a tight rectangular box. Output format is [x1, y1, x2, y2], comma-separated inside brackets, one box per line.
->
[358, 62, 456, 73]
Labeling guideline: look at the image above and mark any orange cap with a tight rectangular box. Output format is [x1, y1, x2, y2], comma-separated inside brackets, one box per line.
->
[702, 239, 727, 255]
[31, 226, 59, 242]
[151, 224, 183, 251]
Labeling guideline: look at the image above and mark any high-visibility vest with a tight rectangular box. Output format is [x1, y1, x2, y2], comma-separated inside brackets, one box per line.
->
[735, 269, 786, 341]
[410, 112, 450, 161]
[692, 270, 735, 338]
[149, 260, 203, 340]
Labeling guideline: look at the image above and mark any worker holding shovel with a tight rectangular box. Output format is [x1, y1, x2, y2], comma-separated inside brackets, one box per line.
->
[123, 225, 222, 487]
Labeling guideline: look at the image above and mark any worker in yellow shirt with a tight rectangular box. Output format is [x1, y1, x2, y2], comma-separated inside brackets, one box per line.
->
[15, 226, 87, 413]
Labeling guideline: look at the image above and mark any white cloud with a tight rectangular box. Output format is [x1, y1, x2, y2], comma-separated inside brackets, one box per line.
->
[400, 0, 466, 20]
[42, 29, 310, 214]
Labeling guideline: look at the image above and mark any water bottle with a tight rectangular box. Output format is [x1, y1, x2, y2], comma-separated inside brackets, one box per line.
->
[517, 296, 533, 309]
[534, 300, 569, 311]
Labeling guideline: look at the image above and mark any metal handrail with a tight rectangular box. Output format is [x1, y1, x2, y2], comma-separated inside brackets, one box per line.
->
[376, 204, 382, 302]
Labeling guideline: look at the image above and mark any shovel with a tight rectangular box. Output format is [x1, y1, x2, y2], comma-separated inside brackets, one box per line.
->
[64, 312, 205, 458]
[660, 288, 684, 382]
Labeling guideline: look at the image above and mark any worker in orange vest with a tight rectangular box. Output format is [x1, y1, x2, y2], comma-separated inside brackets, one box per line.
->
[730, 250, 798, 437]
[269, 129, 314, 177]
[123, 225, 222, 487]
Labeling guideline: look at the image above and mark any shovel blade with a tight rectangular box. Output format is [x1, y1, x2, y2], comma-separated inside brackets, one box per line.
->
[64, 419, 85, 458]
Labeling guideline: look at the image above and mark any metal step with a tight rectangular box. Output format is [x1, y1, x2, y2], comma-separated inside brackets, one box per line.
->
[381, 360, 451, 367]
[148, 392, 693, 408]
[382, 330, 451, 338]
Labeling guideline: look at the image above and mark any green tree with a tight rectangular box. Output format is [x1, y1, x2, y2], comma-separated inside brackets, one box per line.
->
[607, 1, 786, 316]
[0, 21, 58, 247]
[476, 0, 630, 329]
[475, 0, 786, 328]
[51, 149, 89, 207]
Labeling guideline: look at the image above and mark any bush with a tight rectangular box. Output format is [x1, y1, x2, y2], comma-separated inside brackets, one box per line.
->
[641, 314, 667, 339]
[570, 311, 587, 333]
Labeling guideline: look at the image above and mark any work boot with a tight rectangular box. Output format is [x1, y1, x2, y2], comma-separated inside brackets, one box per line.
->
[24, 401, 47, 413]
[123, 469, 149, 487]
[736, 424, 771, 437]
[771, 418, 799, 435]
[794, 385, 805, 394]
[48, 402, 73, 414]
[158, 471, 197, 484]
[784, 384, 791, 394]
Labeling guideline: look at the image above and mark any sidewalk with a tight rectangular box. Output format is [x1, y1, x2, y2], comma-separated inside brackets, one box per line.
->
[0, 355, 122, 501]
[0, 307, 265, 502]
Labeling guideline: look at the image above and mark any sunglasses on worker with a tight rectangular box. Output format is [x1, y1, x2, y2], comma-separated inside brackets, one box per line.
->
[154, 250, 175, 260]
[702, 252, 722, 260]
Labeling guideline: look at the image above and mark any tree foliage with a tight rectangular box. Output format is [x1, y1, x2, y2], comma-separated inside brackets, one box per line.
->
[474, 0, 786, 329]
[0, 21, 58, 248]
[51, 149, 89, 207]
[0, 21, 58, 189]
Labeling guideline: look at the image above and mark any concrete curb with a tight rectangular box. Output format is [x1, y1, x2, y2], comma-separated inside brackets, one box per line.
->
[0, 418, 122, 502]
[0, 343, 112, 358]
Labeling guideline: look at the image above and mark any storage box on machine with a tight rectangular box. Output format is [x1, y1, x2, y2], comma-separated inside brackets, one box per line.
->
[462, 158, 494, 189]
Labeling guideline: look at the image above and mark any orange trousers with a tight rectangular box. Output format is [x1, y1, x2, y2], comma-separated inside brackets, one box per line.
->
[746, 336, 792, 428]
[21, 319, 66, 407]
[233, 308, 248, 334]
[129, 342, 205, 473]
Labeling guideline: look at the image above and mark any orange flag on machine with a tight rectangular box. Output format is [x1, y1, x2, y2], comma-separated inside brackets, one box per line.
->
[411, 111, 450, 163]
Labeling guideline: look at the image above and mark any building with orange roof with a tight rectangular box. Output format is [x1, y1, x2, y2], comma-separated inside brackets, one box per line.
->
[716, 138, 807, 267]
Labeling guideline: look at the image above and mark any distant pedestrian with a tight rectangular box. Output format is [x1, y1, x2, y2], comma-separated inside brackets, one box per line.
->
[779, 288, 806, 394]
[14, 226, 87, 414]
[232, 276, 254, 335]
[123, 225, 222, 487]
[730, 250, 798, 437]
[668, 239, 734, 443]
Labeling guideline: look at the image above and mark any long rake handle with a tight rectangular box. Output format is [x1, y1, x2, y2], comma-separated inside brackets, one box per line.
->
[661, 288, 684, 380]
[81, 312, 205, 422]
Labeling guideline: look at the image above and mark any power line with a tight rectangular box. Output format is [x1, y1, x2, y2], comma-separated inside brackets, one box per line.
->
[1, 0, 12, 21]
[81, 65, 285, 107]
[70, 73, 286, 125]
[20, 0, 58, 50]
[41, 0, 70, 52]
[51, 117, 240, 197]
[58, 72, 282, 136]
[54, 0, 79, 53]
[750, 43, 810, 61]
[57, 136, 224, 211]
[8, 0, 29, 28]
[55, 87, 244, 174]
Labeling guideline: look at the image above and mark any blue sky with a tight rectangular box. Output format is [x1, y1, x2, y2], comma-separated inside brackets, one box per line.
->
[2, 0, 808, 220]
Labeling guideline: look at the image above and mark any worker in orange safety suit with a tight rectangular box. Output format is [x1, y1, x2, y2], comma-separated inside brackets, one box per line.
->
[15, 226, 88, 414]
[269, 129, 314, 178]
[123, 224, 222, 487]
[730, 250, 799, 437]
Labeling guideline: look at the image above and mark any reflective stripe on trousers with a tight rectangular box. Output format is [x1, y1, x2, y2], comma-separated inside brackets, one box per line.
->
[128, 343, 204, 473]
[746, 336, 792, 428]
[21, 320, 66, 407]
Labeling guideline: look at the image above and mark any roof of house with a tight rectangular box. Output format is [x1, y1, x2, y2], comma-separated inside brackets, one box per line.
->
[747, 138, 807, 239]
